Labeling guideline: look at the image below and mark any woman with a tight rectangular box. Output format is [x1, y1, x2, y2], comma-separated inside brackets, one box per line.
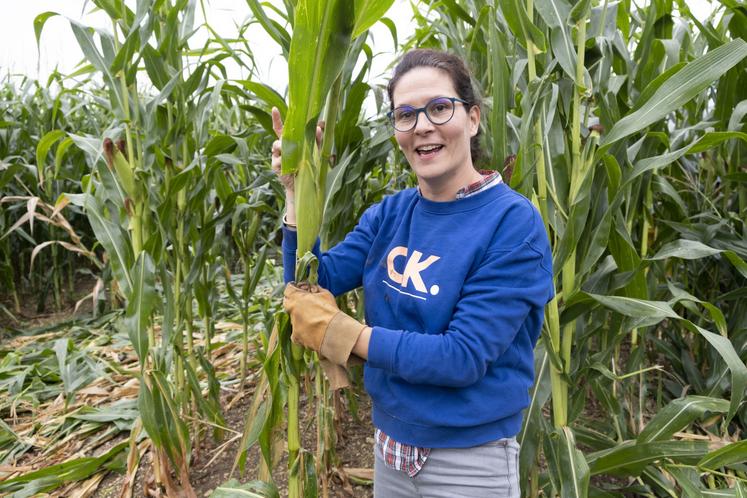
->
[272, 49, 554, 497]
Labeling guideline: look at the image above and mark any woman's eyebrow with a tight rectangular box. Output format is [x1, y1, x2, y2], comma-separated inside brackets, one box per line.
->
[394, 95, 450, 108]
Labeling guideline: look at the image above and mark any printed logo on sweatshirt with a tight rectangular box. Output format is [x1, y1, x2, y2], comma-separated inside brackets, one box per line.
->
[384, 246, 440, 300]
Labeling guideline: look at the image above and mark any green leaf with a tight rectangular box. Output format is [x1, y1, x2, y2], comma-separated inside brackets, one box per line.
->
[0, 442, 127, 494]
[352, 0, 396, 38]
[35, 130, 66, 185]
[600, 39, 747, 149]
[666, 464, 707, 498]
[245, 0, 290, 54]
[281, 0, 354, 175]
[519, 347, 553, 486]
[238, 80, 287, 116]
[502, 0, 547, 51]
[650, 239, 721, 260]
[34, 12, 59, 55]
[587, 294, 679, 320]
[54, 136, 75, 178]
[588, 440, 710, 476]
[535, 0, 578, 80]
[488, 3, 510, 165]
[637, 396, 730, 443]
[69, 20, 125, 115]
[125, 252, 156, 362]
[649, 239, 747, 279]
[83, 194, 133, 295]
[698, 440, 747, 471]
[569, 0, 592, 23]
[184, 355, 226, 439]
[546, 425, 590, 497]
[680, 322, 747, 424]
[687, 131, 747, 153]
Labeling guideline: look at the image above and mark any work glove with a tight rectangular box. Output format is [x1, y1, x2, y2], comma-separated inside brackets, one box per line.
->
[283, 283, 366, 389]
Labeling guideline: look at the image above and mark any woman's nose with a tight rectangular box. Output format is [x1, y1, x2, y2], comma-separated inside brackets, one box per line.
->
[413, 110, 434, 134]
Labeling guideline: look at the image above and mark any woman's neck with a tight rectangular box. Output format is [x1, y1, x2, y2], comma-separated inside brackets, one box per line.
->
[418, 167, 484, 202]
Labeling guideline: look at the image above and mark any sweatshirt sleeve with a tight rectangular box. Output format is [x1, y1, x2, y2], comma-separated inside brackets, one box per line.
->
[281, 227, 321, 284]
[281, 203, 382, 294]
[366, 211, 554, 387]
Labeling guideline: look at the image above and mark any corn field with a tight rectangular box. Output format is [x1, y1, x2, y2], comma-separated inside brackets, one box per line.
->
[0, 0, 746, 496]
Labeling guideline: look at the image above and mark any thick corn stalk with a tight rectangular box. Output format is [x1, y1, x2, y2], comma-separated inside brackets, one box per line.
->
[277, 1, 394, 495]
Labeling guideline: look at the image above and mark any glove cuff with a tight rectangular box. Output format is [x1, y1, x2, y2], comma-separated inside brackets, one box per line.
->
[320, 312, 366, 366]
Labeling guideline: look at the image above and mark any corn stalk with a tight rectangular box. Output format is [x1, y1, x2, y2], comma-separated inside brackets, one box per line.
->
[411, 0, 747, 495]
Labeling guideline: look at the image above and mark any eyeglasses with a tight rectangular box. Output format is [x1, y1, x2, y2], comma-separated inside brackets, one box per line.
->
[387, 97, 470, 132]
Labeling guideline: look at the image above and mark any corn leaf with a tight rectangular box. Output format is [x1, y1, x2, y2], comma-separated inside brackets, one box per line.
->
[280, 0, 356, 257]
[83, 194, 133, 295]
[650, 239, 747, 279]
[679, 321, 747, 424]
[535, 0, 578, 80]
[0, 442, 127, 495]
[600, 39, 747, 149]
[698, 440, 747, 471]
[125, 252, 156, 363]
[637, 396, 730, 443]
[352, 0, 396, 38]
[35, 130, 66, 185]
[281, 0, 354, 175]
[588, 440, 710, 476]
[545, 426, 590, 498]
[502, 0, 547, 51]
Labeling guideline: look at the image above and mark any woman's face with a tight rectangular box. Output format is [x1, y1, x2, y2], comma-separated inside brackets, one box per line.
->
[391, 66, 480, 191]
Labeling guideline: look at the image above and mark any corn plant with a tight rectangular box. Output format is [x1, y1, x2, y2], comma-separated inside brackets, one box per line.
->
[228, 0, 396, 495]
[409, 0, 747, 495]
[4, 0, 746, 496]
[0, 75, 110, 316]
[29, 0, 280, 494]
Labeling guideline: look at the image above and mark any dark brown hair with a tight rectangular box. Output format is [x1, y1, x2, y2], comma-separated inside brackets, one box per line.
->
[387, 48, 483, 165]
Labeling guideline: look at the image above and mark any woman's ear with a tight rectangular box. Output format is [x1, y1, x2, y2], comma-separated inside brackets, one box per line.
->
[468, 105, 480, 137]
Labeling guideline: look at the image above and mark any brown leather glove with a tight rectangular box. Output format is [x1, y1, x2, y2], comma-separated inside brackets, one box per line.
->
[283, 283, 366, 368]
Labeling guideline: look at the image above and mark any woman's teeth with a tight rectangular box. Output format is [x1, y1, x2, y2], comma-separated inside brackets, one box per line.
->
[416, 145, 443, 156]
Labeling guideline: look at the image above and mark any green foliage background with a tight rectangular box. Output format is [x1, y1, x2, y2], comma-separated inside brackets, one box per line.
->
[0, 0, 746, 496]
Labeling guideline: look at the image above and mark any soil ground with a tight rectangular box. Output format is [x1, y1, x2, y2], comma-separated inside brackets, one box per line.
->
[91, 380, 376, 498]
[1, 279, 376, 498]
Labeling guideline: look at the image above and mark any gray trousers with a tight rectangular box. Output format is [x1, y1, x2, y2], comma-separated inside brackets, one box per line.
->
[373, 438, 520, 498]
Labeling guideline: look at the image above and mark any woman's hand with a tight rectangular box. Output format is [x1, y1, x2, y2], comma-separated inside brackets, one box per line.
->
[270, 107, 324, 227]
[283, 283, 369, 364]
[271, 107, 295, 194]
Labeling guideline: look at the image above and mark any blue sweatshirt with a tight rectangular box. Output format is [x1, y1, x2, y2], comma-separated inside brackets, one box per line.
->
[282, 183, 554, 447]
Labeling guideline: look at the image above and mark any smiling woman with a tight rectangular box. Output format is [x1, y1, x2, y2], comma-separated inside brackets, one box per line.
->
[386, 52, 483, 201]
[276, 48, 555, 498]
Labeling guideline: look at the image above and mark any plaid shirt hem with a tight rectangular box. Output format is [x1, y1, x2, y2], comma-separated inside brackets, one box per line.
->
[375, 170, 504, 477]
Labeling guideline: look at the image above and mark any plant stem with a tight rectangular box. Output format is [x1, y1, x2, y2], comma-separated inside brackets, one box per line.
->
[526, 0, 567, 428]
[287, 372, 302, 498]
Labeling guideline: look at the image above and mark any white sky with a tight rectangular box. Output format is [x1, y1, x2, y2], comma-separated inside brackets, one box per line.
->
[0, 0, 717, 94]
[0, 0, 415, 94]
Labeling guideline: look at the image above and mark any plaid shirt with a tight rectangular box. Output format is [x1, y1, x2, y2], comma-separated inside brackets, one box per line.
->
[375, 170, 503, 477]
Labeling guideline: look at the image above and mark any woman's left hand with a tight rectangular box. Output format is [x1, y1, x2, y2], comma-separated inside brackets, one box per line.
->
[283, 283, 368, 365]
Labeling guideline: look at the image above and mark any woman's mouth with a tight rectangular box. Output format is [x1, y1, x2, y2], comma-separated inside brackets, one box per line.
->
[416, 144, 444, 157]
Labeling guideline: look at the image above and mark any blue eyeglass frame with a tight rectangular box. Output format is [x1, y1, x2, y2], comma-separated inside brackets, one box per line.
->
[387, 96, 470, 132]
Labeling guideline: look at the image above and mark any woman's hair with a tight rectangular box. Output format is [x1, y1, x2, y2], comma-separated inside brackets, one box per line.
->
[387, 48, 483, 165]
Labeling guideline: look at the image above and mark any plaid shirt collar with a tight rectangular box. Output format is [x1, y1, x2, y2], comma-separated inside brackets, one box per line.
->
[417, 170, 503, 200]
[455, 170, 503, 199]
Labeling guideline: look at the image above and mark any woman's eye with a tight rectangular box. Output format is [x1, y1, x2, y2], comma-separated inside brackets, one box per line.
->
[396, 110, 414, 120]
[429, 101, 450, 114]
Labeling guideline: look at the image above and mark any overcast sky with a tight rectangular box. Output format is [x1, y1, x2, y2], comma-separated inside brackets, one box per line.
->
[0, 0, 413, 93]
[0, 0, 717, 94]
